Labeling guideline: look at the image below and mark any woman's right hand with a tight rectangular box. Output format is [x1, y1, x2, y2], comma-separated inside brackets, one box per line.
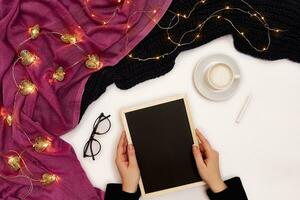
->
[192, 129, 227, 193]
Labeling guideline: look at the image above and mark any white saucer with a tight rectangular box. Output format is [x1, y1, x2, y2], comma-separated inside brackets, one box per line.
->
[193, 54, 241, 101]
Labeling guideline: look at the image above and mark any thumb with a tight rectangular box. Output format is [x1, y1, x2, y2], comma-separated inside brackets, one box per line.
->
[127, 144, 138, 167]
[192, 145, 206, 170]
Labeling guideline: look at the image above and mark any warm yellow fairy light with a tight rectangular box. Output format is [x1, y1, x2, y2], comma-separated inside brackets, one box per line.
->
[33, 136, 51, 152]
[127, 0, 282, 62]
[19, 50, 37, 66]
[8, 156, 21, 171]
[85, 54, 103, 69]
[19, 80, 36, 96]
[153, 9, 157, 14]
[53, 66, 65, 82]
[128, 54, 133, 58]
[41, 173, 58, 186]
[28, 24, 40, 39]
[60, 34, 77, 44]
[127, 24, 131, 29]
[5, 114, 13, 126]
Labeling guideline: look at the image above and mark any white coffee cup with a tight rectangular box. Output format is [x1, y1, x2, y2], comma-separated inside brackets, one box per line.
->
[206, 63, 240, 90]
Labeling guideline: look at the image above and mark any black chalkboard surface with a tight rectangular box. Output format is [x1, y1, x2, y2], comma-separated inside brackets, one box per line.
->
[121, 96, 203, 197]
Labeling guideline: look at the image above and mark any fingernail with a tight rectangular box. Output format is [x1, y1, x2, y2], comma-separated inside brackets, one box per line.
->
[192, 145, 198, 150]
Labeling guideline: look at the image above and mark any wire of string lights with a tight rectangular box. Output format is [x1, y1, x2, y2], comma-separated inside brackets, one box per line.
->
[125, 0, 285, 61]
[0, 0, 284, 197]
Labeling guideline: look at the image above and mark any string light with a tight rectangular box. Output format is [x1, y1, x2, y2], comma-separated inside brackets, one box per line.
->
[84, 0, 120, 25]
[7, 155, 21, 171]
[19, 50, 37, 66]
[1, 0, 286, 197]
[33, 136, 51, 152]
[52, 66, 66, 82]
[85, 54, 102, 69]
[19, 80, 37, 96]
[4, 114, 13, 126]
[2, 1, 109, 196]
[40, 173, 58, 186]
[127, 0, 286, 61]
[28, 24, 40, 39]
[60, 33, 77, 44]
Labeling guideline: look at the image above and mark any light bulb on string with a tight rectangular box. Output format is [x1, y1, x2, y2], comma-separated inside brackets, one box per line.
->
[0, 108, 13, 127]
[28, 24, 40, 40]
[60, 33, 77, 44]
[19, 50, 37, 66]
[85, 54, 103, 69]
[52, 66, 65, 82]
[33, 136, 51, 152]
[5, 114, 13, 126]
[40, 173, 58, 186]
[7, 155, 21, 171]
[19, 80, 37, 96]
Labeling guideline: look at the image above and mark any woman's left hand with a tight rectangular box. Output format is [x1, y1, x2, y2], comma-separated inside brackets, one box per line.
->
[115, 132, 140, 193]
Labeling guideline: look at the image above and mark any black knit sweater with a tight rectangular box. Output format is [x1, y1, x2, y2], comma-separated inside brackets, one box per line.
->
[105, 177, 248, 200]
[80, 0, 300, 117]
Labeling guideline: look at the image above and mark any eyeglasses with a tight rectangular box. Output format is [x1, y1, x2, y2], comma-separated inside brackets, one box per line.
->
[83, 113, 111, 160]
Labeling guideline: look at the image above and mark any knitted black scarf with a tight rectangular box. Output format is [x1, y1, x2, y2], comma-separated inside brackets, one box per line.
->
[80, 0, 300, 117]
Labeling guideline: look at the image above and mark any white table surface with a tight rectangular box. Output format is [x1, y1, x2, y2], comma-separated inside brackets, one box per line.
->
[62, 36, 300, 200]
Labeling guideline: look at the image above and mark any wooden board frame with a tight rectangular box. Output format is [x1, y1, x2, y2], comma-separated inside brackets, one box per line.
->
[120, 95, 206, 198]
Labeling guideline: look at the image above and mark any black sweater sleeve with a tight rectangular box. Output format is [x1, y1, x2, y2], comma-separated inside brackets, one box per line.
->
[207, 177, 248, 200]
[105, 184, 141, 200]
[105, 177, 247, 200]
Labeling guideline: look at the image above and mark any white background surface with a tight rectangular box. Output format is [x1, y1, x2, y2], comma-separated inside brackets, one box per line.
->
[62, 36, 300, 200]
